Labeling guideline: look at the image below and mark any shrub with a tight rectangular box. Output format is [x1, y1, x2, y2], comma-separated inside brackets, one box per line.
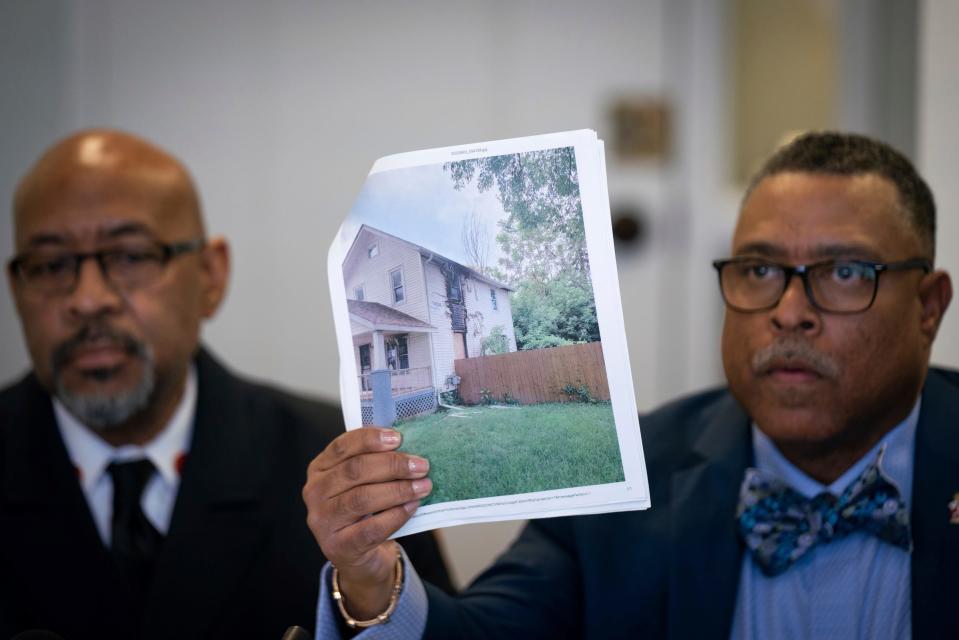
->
[502, 391, 520, 405]
[561, 382, 596, 404]
[439, 388, 462, 405]
[479, 388, 496, 405]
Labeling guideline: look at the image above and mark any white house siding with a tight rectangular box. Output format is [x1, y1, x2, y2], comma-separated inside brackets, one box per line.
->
[462, 274, 518, 357]
[342, 229, 430, 324]
[495, 287, 518, 351]
[343, 228, 519, 393]
[349, 319, 368, 335]
[424, 259, 457, 389]
[407, 332, 432, 370]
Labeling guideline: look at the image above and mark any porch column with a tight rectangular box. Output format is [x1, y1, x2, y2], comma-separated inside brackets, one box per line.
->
[372, 330, 387, 369]
[370, 370, 396, 426]
[370, 330, 396, 426]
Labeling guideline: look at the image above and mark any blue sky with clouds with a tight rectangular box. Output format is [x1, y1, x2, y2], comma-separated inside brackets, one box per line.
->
[338, 161, 507, 268]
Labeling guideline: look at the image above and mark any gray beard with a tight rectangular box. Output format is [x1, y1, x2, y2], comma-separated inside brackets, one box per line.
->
[55, 361, 155, 430]
[51, 325, 157, 431]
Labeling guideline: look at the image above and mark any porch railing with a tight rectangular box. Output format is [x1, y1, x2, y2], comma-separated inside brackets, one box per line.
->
[359, 365, 433, 397]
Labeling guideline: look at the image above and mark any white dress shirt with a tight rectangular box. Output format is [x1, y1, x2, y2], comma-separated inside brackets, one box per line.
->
[54, 366, 197, 546]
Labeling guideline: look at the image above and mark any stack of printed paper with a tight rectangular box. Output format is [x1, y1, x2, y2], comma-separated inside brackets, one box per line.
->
[328, 130, 650, 537]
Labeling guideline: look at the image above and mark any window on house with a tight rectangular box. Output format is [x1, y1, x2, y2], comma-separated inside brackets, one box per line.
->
[386, 335, 409, 370]
[490, 288, 498, 310]
[447, 270, 462, 302]
[368, 244, 379, 258]
[390, 267, 405, 304]
[354, 285, 365, 301]
[359, 344, 371, 371]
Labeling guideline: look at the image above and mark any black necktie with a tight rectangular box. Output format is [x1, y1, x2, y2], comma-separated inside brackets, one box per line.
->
[108, 459, 163, 599]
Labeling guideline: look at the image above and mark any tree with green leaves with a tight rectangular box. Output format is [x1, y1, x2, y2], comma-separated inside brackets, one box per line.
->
[445, 148, 600, 350]
[481, 325, 510, 355]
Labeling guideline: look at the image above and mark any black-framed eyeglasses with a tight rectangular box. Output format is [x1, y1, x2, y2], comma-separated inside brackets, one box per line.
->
[8, 238, 206, 296]
[712, 257, 932, 314]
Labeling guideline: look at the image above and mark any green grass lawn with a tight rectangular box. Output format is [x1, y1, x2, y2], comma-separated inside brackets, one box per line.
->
[396, 402, 624, 505]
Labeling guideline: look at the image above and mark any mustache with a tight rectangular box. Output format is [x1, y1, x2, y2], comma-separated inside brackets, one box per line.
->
[751, 338, 839, 379]
[51, 322, 148, 372]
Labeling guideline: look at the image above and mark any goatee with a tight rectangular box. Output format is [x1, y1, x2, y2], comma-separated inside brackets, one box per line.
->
[51, 323, 155, 430]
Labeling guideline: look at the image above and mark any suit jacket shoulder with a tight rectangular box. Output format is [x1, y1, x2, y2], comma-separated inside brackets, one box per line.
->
[911, 366, 959, 638]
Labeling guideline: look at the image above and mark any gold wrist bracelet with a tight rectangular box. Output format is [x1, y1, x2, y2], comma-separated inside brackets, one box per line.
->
[331, 546, 404, 628]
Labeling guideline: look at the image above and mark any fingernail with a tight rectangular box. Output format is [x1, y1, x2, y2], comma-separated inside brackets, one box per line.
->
[380, 430, 401, 446]
[404, 500, 420, 513]
[408, 456, 429, 473]
[411, 478, 432, 496]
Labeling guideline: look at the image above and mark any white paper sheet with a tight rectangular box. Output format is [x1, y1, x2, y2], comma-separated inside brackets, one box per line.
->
[328, 130, 650, 537]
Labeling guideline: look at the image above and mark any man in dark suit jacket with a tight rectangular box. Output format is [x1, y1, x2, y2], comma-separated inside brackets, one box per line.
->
[304, 132, 956, 639]
[0, 129, 452, 640]
[413, 367, 958, 638]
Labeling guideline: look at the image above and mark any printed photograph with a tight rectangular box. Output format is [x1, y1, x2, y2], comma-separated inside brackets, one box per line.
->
[338, 147, 625, 505]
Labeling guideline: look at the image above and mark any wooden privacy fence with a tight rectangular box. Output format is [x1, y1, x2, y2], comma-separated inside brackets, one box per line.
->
[454, 341, 610, 405]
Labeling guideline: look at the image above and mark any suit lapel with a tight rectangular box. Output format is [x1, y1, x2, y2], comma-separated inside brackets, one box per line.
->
[143, 352, 270, 640]
[910, 368, 959, 640]
[668, 394, 751, 640]
[1, 375, 136, 635]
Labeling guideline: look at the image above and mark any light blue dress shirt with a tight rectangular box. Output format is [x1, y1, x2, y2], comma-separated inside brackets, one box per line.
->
[315, 400, 919, 640]
[730, 400, 919, 640]
[316, 546, 428, 639]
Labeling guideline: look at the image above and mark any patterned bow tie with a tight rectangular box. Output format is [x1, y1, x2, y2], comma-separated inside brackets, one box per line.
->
[736, 454, 911, 576]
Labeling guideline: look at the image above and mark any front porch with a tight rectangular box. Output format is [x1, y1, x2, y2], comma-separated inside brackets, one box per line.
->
[348, 299, 438, 425]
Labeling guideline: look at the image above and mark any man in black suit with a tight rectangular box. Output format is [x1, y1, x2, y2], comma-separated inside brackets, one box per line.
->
[0, 129, 452, 640]
[304, 132, 957, 638]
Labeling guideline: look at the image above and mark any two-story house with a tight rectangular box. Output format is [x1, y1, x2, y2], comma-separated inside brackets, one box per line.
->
[342, 224, 517, 423]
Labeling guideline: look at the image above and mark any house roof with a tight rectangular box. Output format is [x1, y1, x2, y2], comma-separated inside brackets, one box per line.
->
[344, 224, 514, 292]
[348, 299, 436, 333]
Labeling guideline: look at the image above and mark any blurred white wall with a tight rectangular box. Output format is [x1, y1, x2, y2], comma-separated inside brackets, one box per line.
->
[1, 0, 700, 409]
[1, 0, 956, 588]
[919, 0, 959, 366]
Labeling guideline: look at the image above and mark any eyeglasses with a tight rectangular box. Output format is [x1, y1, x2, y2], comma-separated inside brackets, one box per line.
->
[712, 257, 932, 314]
[8, 238, 205, 296]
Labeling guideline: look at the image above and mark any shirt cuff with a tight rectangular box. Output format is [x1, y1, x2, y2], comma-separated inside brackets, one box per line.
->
[315, 545, 428, 640]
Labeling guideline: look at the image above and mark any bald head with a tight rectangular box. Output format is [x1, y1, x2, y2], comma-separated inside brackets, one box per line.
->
[13, 128, 204, 243]
[8, 128, 230, 444]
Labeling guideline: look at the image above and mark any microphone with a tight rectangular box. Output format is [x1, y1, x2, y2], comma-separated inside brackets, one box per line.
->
[12, 632, 66, 640]
[280, 626, 311, 640]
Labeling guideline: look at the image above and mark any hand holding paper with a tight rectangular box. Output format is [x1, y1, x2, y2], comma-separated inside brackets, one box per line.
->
[303, 427, 430, 619]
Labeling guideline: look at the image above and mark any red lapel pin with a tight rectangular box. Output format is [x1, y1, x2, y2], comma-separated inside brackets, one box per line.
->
[175, 452, 188, 476]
